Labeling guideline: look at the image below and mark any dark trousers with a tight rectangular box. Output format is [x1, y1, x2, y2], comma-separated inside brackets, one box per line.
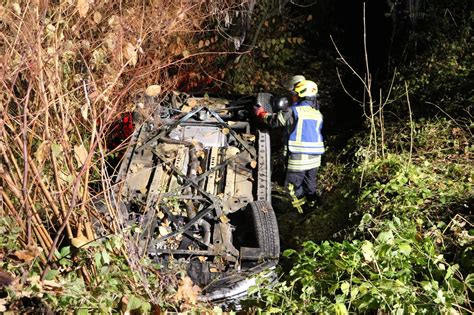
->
[285, 168, 318, 198]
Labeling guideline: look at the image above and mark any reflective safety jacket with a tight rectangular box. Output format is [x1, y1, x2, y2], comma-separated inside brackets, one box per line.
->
[288, 104, 324, 155]
[264, 100, 324, 171]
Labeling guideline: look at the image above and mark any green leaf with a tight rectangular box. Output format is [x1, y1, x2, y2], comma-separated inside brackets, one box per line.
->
[126, 295, 151, 312]
[94, 251, 102, 268]
[51, 142, 62, 158]
[76, 309, 89, 315]
[60, 246, 71, 258]
[101, 250, 111, 265]
[44, 269, 60, 281]
[377, 230, 394, 244]
[334, 259, 347, 269]
[444, 264, 458, 280]
[464, 273, 474, 292]
[84, 241, 101, 248]
[268, 307, 282, 313]
[361, 241, 375, 262]
[434, 289, 446, 305]
[350, 286, 359, 300]
[408, 304, 417, 315]
[247, 285, 259, 295]
[394, 308, 404, 315]
[283, 249, 296, 257]
[340, 281, 350, 296]
[334, 302, 348, 315]
[398, 243, 412, 256]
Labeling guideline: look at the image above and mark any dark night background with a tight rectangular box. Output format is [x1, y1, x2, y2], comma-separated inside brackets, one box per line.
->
[273, 0, 472, 149]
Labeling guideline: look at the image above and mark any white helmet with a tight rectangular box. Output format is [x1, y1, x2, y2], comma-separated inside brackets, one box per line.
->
[294, 80, 318, 98]
[283, 75, 306, 90]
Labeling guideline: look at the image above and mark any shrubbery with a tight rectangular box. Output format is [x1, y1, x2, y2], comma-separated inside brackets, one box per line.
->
[253, 117, 473, 313]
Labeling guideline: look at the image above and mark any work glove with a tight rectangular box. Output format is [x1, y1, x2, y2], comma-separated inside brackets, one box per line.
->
[254, 106, 268, 119]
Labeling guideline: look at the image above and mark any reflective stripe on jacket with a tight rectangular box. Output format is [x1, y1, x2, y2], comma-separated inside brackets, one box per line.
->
[288, 102, 325, 155]
[288, 153, 321, 171]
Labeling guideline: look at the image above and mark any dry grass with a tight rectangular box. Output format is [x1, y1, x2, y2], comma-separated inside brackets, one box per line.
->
[0, 0, 253, 295]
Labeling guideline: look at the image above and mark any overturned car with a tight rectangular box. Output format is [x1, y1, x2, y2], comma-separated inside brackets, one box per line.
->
[113, 92, 281, 303]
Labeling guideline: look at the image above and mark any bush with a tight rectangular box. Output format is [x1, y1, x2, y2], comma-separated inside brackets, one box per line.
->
[252, 118, 473, 313]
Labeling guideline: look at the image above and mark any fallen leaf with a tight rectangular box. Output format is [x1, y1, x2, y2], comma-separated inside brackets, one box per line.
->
[34, 141, 50, 165]
[59, 172, 74, 185]
[28, 275, 41, 287]
[71, 233, 91, 248]
[198, 256, 207, 262]
[196, 150, 205, 160]
[222, 128, 230, 135]
[13, 246, 43, 263]
[108, 15, 119, 27]
[181, 105, 192, 113]
[77, 0, 89, 18]
[226, 146, 240, 157]
[89, 90, 99, 101]
[12, 3, 21, 15]
[145, 85, 161, 97]
[159, 226, 169, 236]
[74, 144, 88, 167]
[93, 11, 102, 24]
[198, 40, 204, 48]
[0, 270, 15, 287]
[81, 103, 89, 120]
[175, 276, 201, 304]
[219, 215, 230, 224]
[186, 99, 199, 108]
[129, 162, 143, 173]
[242, 133, 256, 142]
[250, 160, 257, 169]
[42, 279, 63, 291]
[124, 42, 138, 66]
[182, 50, 190, 58]
[51, 142, 62, 158]
[209, 267, 218, 273]
[156, 210, 165, 219]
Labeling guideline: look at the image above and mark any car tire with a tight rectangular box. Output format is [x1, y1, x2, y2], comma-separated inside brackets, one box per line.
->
[249, 201, 280, 259]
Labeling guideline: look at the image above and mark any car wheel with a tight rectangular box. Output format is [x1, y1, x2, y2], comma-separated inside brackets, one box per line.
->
[249, 201, 280, 259]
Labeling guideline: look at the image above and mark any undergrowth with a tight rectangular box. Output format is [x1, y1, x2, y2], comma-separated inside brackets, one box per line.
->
[252, 117, 473, 314]
[0, 219, 173, 313]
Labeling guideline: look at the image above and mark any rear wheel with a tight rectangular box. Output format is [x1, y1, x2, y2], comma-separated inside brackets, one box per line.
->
[249, 201, 280, 259]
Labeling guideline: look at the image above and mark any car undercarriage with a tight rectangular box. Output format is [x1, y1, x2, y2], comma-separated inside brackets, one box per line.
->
[113, 92, 280, 304]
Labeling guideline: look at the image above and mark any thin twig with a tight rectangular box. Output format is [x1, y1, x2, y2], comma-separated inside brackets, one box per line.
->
[405, 82, 414, 169]
[22, 85, 32, 244]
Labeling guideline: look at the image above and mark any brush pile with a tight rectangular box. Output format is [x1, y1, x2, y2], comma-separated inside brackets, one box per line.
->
[0, 0, 254, 310]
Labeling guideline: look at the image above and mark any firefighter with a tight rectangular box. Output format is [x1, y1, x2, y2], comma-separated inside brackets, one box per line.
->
[255, 80, 324, 213]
